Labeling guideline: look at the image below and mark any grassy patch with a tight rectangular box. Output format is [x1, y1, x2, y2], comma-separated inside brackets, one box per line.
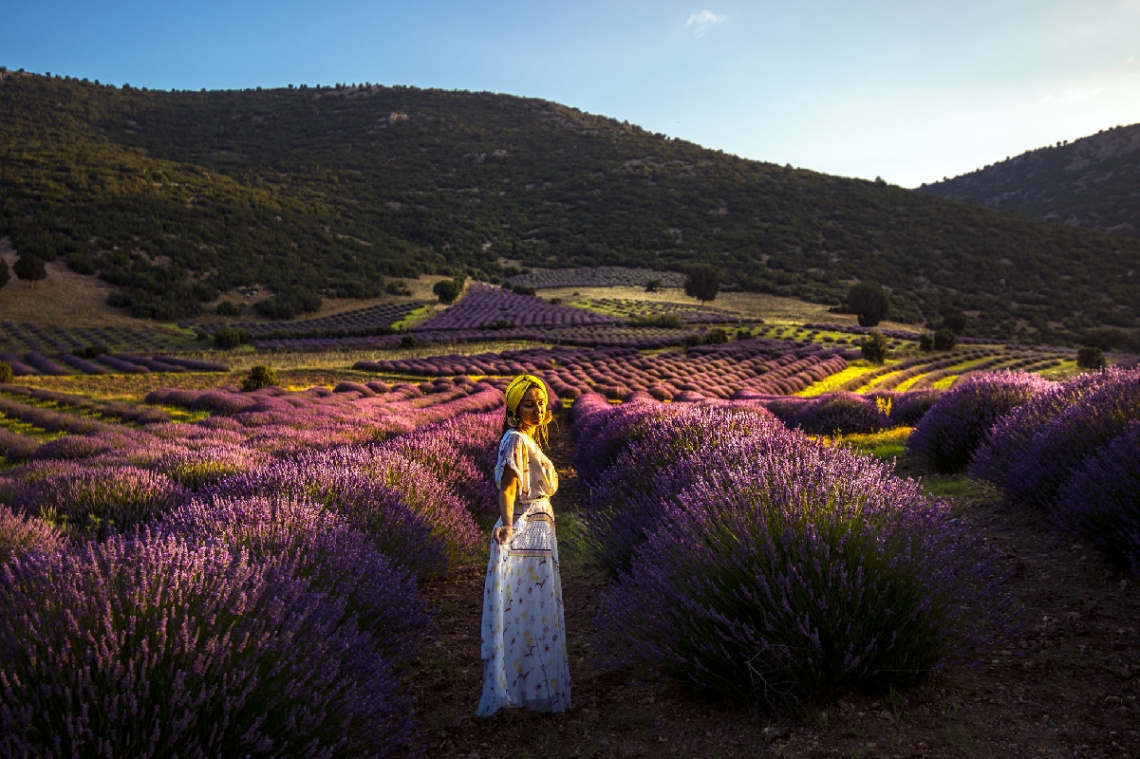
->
[840, 427, 912, 461]
[798, 365, 879, 397]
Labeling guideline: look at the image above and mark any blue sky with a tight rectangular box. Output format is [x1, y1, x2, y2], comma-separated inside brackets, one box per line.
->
[4, 0, 1138, 187]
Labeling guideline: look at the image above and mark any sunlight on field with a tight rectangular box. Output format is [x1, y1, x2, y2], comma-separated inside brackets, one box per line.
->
[839, 427, 912, 461]
[798, 364, 879, 397]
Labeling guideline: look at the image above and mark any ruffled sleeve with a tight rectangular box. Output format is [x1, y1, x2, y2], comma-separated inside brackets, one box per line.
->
[495, 431, 527, 493]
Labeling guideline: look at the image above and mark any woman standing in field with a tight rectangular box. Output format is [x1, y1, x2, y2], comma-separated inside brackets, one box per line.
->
[476, 374, 571, 717]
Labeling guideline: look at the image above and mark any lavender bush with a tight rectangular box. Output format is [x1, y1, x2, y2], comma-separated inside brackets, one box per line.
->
[597, 432, 1004, 712]
[12, 465, 187, 537]
[907, 371, 1051, 474]
[1052, 420, 1140, 574]
[765, 392, 890, 436]
[0, 531, 414, 757]
[164, 494, 431, 668]
[971, 369, 1123, 502]
[993, 369, 1140, 510]
[0, 503, 63, 563]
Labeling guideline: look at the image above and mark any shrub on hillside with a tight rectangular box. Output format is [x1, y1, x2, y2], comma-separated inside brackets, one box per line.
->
[596, 429, 1002, 713]
[933, 329, 957, 351]
[907, 371, 1050, 474]
[0, 531, 413, 757]
[846, 282, 890, 327]
[0, 362, 12, 384]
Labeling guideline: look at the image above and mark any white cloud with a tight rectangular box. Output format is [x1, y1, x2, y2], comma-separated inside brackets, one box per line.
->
[686, 10, 728, 37]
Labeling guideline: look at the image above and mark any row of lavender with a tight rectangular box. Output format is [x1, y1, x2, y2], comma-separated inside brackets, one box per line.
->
[568, 393, 1008, 712]
[506, 265, 687, 290]
[358, 339, 856, 401]
[0, 380, 506, 755]
[907, 368, 1140, 573]
[0, 321, 188, 355]
[1, 351, 227, 376]
[190, 300, 426, 337]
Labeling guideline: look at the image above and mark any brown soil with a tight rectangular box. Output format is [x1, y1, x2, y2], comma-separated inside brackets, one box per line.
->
[410, 420, 1140, 759]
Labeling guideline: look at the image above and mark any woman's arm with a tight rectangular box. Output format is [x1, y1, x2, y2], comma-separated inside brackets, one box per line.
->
[494, 467, 518, 545]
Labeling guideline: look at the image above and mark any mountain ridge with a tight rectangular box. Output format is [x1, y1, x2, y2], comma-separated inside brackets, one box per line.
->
[2, 68, 1139, 346]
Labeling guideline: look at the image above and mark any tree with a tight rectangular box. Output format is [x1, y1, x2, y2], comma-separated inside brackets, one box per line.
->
[0, 362, 12, 384]
[684, 265, 720, 303]
[433, 278, 463, 304]
[0, 259, 8, 290]
[933, 329, 957, 351]
[846, 282, 890, 327]
[12, 255, 47, 284]
[1077, 346, 1107, 370]
[645, 278, 661, 293]
[860, 331, 889, 364]
[937, 313, 967, 334]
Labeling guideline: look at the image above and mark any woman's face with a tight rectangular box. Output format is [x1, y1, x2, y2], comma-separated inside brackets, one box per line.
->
[517, 387, 548, 431]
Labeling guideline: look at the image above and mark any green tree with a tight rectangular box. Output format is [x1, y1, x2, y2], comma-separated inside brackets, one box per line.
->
[1077, 346, 1106, 370]
[933, 329, 957, 350]
[241, 365, 278, 391]
[846, 282, 890, 327]
[12, 255, 47, 284]
[860, 331, 889, 364]
[645, 278, 661, 293]
[214, 327, 250, 349]
[433, 279, 461, 304]
[684, 264, 720, 303]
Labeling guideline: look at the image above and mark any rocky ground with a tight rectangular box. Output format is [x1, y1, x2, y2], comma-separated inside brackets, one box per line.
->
[409, 421, 1139, 758]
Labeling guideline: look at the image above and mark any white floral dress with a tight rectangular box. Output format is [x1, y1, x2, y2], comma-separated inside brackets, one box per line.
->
[476, 429, 571, 716]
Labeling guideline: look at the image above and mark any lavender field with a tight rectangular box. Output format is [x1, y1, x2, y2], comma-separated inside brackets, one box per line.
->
[1, 282, 1138, 756]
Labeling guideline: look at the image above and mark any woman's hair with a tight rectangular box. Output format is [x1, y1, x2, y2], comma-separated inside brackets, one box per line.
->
[503, 374, 553, 449]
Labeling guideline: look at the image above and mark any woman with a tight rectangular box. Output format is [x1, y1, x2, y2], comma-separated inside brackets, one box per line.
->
[476, 374, 571, 717]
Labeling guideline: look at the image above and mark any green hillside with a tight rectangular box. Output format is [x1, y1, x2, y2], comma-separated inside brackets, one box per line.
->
[2, 68, 1139, 345]
[920, 123, 1140, 240]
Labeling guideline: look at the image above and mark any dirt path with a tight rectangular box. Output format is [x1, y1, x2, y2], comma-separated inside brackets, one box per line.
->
[408, 418, 1140, 758]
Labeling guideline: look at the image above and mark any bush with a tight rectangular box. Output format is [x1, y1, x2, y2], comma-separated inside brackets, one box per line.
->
[860, 331, 889, 364]
[705, 328, 728, 344]
[984, 369, 1140, 510]
[918, 333, 934, 351]
[0, 531, 413, 757]
[645, 278, 661, 293]
[907, 371, 1050, 474]
[596, 426, 1002, 713]
[385, 279, 412, 296]
[241, 364, 278, 391]
[1053, 420, 1140, 574]
[933, 329, 957, 351]
[1077, 346, 1106, 370]
[0, 362, 12, 384]
[214, 300, 245, 316]
[164, 494, 431, 668]
[398, 333, 418, 349]
[213, 326, 251, 349]
[12, 465, 187, 537]
[512, 284, 537, 296]
[766, 393, 890, 436]
[0, 503, 63, 563]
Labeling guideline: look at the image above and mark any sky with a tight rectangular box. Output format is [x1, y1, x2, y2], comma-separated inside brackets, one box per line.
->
[3, 0, 1139, 188]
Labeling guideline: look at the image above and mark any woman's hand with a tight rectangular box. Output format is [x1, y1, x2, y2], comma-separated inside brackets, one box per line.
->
[494, 524, 514, 545]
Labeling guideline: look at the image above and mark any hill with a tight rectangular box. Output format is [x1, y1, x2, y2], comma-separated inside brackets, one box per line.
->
[2, 68, 1140, 345]
[920, 123, 1140, 239]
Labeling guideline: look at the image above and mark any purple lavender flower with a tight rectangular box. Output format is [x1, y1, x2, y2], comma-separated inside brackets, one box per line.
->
[0, 530, 414, 756]
[907, 370, 1051, 474]
[0, 503, 63, 563]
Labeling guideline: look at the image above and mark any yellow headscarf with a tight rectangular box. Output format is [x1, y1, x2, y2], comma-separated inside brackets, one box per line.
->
[504, 374, 552, 447]
[505, 374, 547, 415]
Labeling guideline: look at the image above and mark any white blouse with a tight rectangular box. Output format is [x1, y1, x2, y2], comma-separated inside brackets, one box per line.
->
[495, 429, 558, 504]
